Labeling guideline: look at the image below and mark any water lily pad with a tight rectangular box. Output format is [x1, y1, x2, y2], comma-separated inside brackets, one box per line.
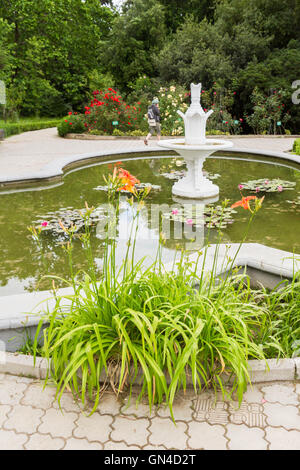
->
[286, 194, 300, 205]
[160, 169, 220, 181]
[238, 178, 296, 193]
[33, 207, 107, 238]
[94, 182, 161, 194]
[162, 205, 237, 229]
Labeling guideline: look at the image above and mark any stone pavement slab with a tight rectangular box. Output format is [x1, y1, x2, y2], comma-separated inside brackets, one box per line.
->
[0, 373, 299, 450]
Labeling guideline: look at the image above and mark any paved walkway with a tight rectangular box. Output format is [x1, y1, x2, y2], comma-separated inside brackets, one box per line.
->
[0, 373, 299, 450]
[0, 128, 297, 183]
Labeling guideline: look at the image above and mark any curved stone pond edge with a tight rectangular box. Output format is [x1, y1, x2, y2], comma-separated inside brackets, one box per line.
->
[65, 133, 300, 141]
[0, 144, 300, 188]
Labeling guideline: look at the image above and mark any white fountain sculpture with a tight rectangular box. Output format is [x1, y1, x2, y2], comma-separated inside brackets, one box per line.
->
[158, 83, 233, 198]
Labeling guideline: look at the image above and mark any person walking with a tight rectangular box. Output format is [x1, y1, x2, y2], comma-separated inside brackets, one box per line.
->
[144, 97, 161, 145]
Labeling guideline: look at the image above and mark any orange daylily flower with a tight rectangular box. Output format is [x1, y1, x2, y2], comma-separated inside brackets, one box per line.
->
[117, 168, 140, 193]
[231, 196, 257, 210]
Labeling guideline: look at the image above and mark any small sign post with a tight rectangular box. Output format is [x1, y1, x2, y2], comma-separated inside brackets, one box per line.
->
[0, 81, 5, 105]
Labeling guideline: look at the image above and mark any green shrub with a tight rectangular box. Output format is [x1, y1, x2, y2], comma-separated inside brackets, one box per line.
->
[245, 87, 290, 135]
[1, 119, 61, 138]
[57, 115, 85, 137]
[112, 128, 126, 136]
[30, 177, 273, 417]
[293, 138, 300, 155]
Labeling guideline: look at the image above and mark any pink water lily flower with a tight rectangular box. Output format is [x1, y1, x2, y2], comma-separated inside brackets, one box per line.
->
[255, 187, 260, 193]
[186, 219, 193, 225]
[238, 184, 243, 190]
[172, 209, 179, 215]
[264, 180, 269, 185]
[277, 185, 283, 192]
[41, 221, 48, 227]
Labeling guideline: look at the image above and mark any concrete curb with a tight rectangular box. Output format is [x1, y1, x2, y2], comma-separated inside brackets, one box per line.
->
[65, 133, 300, 141]
[1, 352, 299, 383]
[0, 143, 299, 187]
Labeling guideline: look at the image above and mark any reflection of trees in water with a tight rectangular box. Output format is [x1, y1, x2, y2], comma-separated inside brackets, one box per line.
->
[0, 234, 106, 291]
[0, 156, 299, 294]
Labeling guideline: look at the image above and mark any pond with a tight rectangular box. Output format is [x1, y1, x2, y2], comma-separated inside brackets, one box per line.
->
[1, 152, 300, 297]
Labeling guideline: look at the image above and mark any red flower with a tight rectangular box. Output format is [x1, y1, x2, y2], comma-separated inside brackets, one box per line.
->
[68, 112, 72, 115]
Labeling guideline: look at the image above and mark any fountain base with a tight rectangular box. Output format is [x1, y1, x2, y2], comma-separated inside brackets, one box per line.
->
[158, 138, 233, 199]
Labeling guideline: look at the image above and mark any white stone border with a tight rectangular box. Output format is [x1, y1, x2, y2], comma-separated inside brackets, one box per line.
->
[0, 144, 299, 185]
[1, 352, 299, 383]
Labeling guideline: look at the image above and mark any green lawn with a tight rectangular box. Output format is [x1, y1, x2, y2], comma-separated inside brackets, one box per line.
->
[0, 117, 63, 138]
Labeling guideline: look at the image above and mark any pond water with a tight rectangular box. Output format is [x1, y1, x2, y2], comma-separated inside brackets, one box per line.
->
[1, 153, 299, 297]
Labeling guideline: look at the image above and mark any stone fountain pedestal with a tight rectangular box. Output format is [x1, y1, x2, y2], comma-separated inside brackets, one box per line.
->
[158, 138, 233, 198]
[158, 83, 233, 199]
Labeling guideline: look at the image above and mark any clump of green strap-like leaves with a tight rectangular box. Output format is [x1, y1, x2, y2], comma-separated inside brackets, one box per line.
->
[32, 172, 284, 418]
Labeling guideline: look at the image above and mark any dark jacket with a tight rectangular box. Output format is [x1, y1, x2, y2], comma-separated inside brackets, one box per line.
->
[149, 104, 160, 123]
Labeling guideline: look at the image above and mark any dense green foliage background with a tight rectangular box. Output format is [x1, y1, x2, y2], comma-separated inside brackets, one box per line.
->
[0, 0, 299, 132]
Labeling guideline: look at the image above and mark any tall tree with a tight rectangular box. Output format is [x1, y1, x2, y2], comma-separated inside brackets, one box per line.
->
[158, 0, 215, 32]
[0, 0, 114, 115]
[102, 0, 166, 91]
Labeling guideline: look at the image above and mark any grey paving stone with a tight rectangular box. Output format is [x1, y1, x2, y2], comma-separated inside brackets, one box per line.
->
[111, 416, 150, 447]
[188, 421, 227, 450]
[103, 441, 141, 450]
[74, 412, 113, 442]
[242, 385, 264, 403]
[261, 384, 298, 405]
[0, 404, 11, 426]
[38, 408, 79, 438]
[5, 404, 44, 434]
[149, 417, 188, 449]
[25, 434, 65, 450]
[266, 427, 300, 450]
[228, 402, 266, 427]
[0, 429, 28, 450]
[63, 438, 103, 450]
[0, 379, 28, 405]
[22, 382, 56, 409]
[193, 396, 229, 425]
[264, 403, 300, 430]
[226, 424, 267, 450]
